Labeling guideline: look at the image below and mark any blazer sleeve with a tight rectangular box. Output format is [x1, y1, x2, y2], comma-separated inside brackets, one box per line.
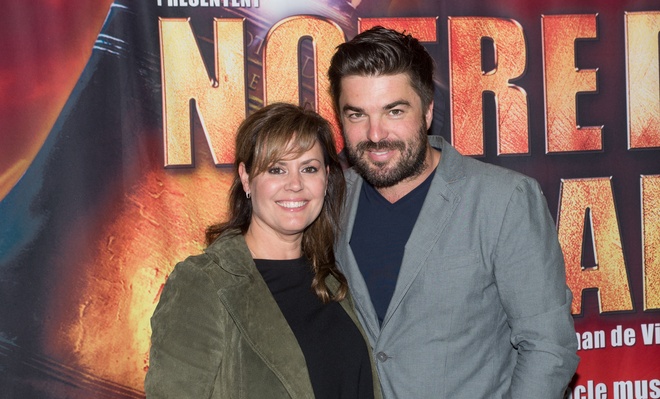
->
[144, 259, 224, 398]
[493, 177, 580, 399]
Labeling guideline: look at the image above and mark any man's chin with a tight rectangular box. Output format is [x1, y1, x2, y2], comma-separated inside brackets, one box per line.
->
[362, 163, 390, 177]
[360, 169, 398, 188]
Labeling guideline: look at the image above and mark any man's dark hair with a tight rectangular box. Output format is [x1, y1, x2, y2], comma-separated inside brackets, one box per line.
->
[328, 26, 435, 113]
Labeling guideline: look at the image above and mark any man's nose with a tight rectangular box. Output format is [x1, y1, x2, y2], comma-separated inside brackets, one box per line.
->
[367, 118, 388, 143]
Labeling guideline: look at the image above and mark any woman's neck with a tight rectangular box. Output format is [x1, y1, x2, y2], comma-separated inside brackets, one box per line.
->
[244, 227, 303, 260]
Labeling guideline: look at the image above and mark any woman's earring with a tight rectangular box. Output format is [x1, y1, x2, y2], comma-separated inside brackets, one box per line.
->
[246, 192, 251, 199]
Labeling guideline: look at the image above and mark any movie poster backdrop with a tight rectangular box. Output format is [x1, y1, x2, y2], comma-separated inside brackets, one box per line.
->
[0, 0, 658, 397]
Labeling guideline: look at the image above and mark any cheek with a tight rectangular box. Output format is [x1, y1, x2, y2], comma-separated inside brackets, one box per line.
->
[396, 120, 421, 138]
[342, 125, 363, 145]
[250, 179, 279, 199]
[308, 176, 328, 198]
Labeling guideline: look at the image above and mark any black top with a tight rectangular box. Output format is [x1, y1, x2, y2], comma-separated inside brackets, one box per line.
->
[255, 257, 374, 399]
[350, 170, 435, 325]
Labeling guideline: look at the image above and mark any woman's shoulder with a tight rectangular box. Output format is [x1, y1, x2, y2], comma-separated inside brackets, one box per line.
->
[167, 232, 253, 290]
[204, 231, 253, 271]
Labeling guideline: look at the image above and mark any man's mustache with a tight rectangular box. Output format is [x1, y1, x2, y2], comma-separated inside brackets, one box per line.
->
[355, 140, 406, 153]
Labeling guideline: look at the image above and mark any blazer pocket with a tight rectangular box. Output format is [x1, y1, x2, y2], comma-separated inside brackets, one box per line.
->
[441, 250, 481, 270]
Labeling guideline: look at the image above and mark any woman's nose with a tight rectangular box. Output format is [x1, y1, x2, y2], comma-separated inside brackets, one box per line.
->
[285, 171, 303, 191]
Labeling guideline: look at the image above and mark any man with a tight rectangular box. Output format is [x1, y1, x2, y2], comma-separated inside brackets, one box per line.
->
[328, 26, 579, 398]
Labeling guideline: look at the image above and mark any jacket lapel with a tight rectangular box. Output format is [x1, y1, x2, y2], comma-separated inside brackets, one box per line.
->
[209, 234, 314, 398]
[381, 136, 464, 329]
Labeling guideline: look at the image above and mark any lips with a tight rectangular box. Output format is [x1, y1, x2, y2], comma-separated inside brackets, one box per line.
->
[368, 149, 392, 160]
[276, 200, 308, 209]
[369, 150, 390, 156]
[356, 140, 406, 162]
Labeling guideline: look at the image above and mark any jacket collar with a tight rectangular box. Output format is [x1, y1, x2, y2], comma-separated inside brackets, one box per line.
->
[428, 135, 466, 184]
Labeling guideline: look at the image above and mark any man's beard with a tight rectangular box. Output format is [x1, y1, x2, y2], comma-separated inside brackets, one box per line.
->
[345, 119, 429, 188]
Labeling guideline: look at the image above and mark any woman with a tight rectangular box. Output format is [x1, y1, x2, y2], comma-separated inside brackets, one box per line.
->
[145, 102, 381, 399]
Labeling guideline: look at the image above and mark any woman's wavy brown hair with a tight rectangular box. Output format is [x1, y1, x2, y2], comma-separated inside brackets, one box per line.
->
[205, 102, 347, 303]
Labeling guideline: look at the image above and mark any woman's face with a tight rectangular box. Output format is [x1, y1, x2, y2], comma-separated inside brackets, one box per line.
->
[239, 141, 328, 239]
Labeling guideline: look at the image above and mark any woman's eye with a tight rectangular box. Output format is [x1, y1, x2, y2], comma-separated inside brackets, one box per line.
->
[302, 166, 318, 173]
[268, 167, 285, 174]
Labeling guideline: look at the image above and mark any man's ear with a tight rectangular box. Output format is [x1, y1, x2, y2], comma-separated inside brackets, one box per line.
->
[425, 100, 434, 129]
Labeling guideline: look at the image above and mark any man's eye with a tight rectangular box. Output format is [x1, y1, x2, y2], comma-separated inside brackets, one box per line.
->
[390, 109, 403, 116]
[347, 112, 363, 119]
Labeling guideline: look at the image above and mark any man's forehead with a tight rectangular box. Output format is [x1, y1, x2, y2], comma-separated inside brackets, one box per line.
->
[338, 74, 420, 105]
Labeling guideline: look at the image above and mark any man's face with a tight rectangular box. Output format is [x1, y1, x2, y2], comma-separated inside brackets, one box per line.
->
[338, 73, 433, 188]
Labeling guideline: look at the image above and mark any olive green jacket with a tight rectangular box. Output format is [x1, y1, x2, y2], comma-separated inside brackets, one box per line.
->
[145, 232, 381, 399]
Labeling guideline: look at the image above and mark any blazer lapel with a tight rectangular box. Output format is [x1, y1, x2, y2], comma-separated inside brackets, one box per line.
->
[381, 137, 464, 330]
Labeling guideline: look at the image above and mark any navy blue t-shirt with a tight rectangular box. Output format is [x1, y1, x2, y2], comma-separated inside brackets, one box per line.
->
[349, 170, 435, 325]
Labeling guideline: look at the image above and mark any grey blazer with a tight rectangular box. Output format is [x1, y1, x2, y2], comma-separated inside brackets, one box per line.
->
[336, 136, 579, 399]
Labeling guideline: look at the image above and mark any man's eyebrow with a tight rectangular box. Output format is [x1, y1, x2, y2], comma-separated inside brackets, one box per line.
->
[342, 104, 364, 113]
[384, 100, 411, 110]
[342, 100, 411, 114]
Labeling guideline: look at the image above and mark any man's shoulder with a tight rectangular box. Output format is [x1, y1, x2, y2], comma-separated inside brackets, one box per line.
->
[437, 136, 533, 185]
[462, 152, 529, 183]
[432, 136, 542, 203]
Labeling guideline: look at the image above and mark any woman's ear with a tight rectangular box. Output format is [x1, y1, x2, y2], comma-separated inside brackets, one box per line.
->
[238, 162, 250, 194]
